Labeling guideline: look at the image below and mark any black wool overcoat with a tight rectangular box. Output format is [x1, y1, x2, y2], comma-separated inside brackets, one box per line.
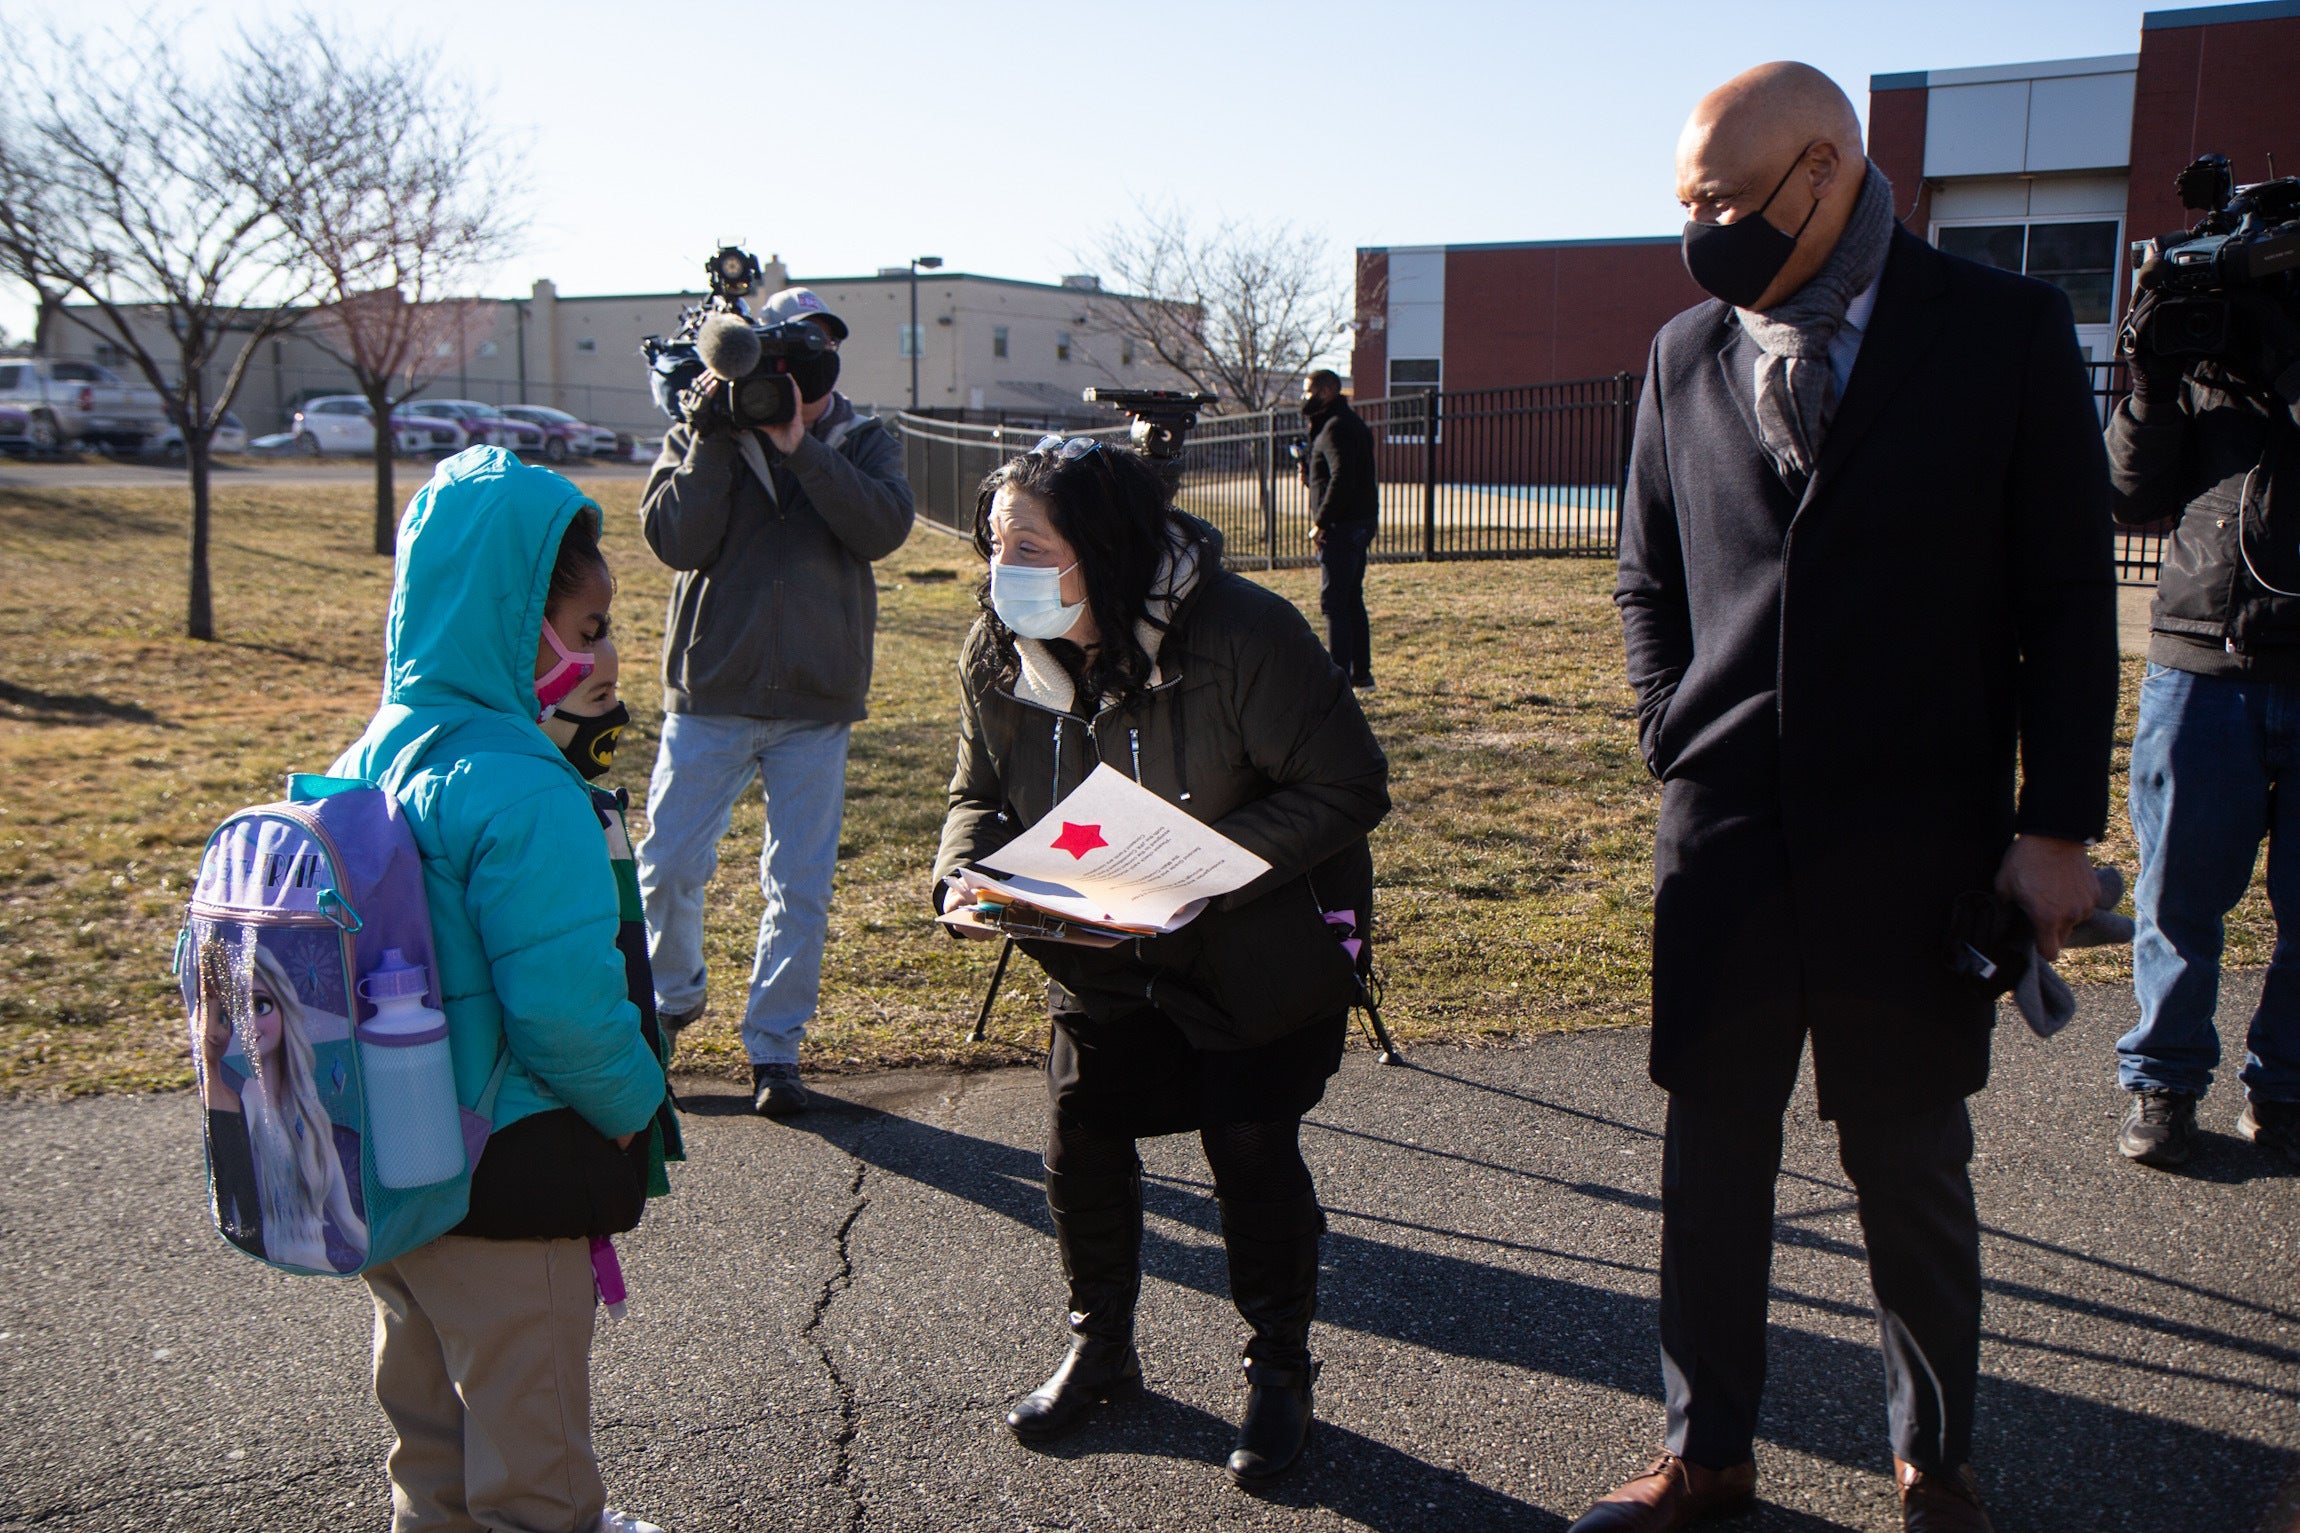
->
[1616, 226, 2118, 1119]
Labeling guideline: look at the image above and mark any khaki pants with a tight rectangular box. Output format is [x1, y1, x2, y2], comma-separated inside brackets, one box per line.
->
[364, 1235, 605, 1533]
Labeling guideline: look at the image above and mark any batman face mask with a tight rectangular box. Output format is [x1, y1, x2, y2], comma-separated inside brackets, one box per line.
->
[552, 700, 630, 780]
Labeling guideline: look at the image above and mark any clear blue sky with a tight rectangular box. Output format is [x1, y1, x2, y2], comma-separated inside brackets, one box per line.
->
[4, 0, 2230, 343]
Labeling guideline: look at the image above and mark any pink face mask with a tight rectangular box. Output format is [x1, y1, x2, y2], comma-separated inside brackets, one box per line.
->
[534, 621, 595, 720]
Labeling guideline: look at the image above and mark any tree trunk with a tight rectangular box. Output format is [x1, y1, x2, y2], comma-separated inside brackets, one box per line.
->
[186, 437, 215, 640]
[371, 390, 397, 557]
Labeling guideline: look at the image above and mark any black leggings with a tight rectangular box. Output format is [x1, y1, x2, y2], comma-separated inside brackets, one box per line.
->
[1047, 1110, 1314, 1204]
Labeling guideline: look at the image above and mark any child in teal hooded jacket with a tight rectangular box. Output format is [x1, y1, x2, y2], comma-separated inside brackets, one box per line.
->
[332, 446, 668, 1533]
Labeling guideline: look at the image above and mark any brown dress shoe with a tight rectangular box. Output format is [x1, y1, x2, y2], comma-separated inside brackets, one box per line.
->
[1896, 1459, 1993, 1533]
[1566, 1452, 1758, 1531]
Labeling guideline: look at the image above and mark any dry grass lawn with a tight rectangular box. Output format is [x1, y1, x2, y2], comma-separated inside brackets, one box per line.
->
[0, 472, 2260, 1096]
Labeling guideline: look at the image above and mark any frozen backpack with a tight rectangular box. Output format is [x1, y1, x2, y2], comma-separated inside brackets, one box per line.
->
[177, 771, 506, 1276]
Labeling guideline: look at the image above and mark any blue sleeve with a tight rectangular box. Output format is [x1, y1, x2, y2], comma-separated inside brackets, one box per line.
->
[448, 760, 666, 1138]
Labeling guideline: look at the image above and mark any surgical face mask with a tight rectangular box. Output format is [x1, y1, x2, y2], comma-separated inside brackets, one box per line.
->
[1680, 143, 1821, 310]
[989, 558, 1085, 641]
[552, 700, 629, 781]
[534, 621, 596, 720]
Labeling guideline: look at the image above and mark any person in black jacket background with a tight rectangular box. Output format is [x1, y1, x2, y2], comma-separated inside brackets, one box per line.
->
[1573, 63, 2116, 1533]
[1300, 369, 1379, 687]
[2106, 281, 2300, 1171]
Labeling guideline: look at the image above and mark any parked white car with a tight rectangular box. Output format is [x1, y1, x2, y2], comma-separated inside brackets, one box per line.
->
[290, 396, 438, 456]
[0, 357, 169, 450]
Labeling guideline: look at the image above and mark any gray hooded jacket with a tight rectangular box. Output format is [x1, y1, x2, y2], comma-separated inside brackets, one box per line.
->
[640, 401, 915, 721]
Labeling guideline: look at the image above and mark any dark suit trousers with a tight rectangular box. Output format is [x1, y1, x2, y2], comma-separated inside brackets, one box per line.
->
[1659, 1011, 1982, 1473]
[1317, 524, 1374, 681]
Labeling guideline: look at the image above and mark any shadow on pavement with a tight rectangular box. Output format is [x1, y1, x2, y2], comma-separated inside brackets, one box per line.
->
[1023, 1388, 1570, 1532]
[771, 1089, 2296, 1531]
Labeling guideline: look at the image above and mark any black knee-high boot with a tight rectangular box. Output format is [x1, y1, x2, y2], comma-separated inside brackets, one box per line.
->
[1006, 1166, 1143, 1441]
[1219, 1192, 1325, 1485]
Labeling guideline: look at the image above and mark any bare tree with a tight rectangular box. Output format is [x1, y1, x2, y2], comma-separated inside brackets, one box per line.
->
[1089, 205, 1352, 413]
[232, 19, 524, 555]
[0, 26, 312, 639]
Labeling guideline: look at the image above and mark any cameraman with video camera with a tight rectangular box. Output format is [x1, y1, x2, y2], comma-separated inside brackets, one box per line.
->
[636, 282, 914, 1117]
[2109, 157, 2300, 1171]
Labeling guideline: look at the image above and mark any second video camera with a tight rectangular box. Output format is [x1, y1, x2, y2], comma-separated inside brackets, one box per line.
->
[2125, 155, 2300, 359]
[643, 245, 831, 431]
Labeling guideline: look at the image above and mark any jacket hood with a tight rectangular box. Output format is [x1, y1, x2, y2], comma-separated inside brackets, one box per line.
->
[383, 445, 599, 719]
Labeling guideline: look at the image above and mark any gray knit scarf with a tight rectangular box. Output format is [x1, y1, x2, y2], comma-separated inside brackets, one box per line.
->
[1737, 162, 1896, 483]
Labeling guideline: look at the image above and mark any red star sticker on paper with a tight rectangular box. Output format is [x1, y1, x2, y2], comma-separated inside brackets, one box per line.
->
[1050, 821, 1108, 860]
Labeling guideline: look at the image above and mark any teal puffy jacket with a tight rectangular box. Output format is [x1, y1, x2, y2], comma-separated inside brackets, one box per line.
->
[331, 447, 665, 1139]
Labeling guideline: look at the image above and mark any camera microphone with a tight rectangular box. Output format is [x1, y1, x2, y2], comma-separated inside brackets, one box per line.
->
[697, 314, 763, 381]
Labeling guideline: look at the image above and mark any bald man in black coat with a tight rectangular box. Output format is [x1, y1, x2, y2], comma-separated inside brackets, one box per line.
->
[1569, 64, 2116, 1533]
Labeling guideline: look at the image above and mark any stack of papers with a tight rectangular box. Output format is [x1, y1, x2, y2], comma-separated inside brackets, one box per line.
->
[941, 764, 1271, 946]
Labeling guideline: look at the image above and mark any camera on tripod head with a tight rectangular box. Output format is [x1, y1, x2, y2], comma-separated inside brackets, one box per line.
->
[643, 245, 833, 431]
[1081, 387, 1219, 488]
[2124, 155, 2300, 361]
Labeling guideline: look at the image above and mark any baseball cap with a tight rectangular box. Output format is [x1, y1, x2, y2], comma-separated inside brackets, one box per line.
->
[756, 286, 849, 342]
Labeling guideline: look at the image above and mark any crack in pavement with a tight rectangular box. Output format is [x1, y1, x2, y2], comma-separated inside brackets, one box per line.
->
[801, 1141, 873, 1533]
[0, 1457, 358, 1528]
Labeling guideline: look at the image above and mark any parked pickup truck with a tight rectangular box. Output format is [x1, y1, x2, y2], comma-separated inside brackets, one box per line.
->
[0, 358, 170, 451]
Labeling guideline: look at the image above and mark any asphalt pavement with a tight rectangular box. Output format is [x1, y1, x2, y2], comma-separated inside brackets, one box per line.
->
[1, 980, 2294, 1532]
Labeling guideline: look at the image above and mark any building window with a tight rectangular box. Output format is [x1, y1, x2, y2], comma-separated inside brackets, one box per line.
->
[1121, 338, 1135, 366]
[992, 325, 1008, 359]
[477, 340, 500, 358]
[1386, 358, 1441, 443]
[900, 323, 922, 358]
[575, 337, 597, 354]
[93, 342, 129, 368]
[1933, 220, 2119, 325]
[1056, 330, 1072, 363]
[435, 340, 454, 357]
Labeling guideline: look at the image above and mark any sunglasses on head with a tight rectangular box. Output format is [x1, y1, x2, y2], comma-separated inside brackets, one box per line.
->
[1029, 434, 1105, 461]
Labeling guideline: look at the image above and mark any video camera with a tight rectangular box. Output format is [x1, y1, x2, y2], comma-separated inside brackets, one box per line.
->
[2124, 155, 2300, 360]
[643, 245, 830, 431]
[1082, 387, 1218, 487]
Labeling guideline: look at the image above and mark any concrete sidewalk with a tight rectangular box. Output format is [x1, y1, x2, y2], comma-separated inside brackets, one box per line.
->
[1, 980, 2293, 1531]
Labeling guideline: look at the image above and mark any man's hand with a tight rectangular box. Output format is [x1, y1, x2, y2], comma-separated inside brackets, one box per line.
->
[1310, 527, 1326, 555]
[759, 405, 807, 456]
[1995, 834, 2099, 961]
[2121, 293, 2188, 402]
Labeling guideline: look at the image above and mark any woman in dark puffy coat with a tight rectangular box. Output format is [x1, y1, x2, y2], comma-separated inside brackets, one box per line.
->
[932, 436, 1388, 1485]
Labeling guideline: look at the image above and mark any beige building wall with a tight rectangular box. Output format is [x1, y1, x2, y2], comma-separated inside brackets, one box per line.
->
[49, 267, 1184, 436]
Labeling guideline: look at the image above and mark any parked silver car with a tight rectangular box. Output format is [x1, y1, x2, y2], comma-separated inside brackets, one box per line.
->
[502, 405, 619, 463]
[0, 357, 169, 450]
[401, 399, 546, 454]
[148, 410, 249, 461]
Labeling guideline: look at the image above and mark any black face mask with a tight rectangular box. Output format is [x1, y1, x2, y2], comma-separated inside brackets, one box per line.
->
[1680, 143, 1821, 310]
[553, 700, 630, 781]
[789, 350, 841, 403]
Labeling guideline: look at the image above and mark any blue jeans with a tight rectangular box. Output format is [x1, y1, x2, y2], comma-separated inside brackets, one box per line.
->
[636, 712, 850, 1067]
[2121, 664, 2300, 1103]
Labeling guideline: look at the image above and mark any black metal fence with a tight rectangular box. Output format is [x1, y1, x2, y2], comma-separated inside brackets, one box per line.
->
[892, 360, 2166, 582]
[893, 376, 1636, 570]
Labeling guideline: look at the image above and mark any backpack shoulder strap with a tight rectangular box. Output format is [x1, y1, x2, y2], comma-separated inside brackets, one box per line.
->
[474, 1045, 513, 1122]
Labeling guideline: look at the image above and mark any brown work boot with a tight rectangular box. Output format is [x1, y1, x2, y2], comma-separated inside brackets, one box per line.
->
[1896, 1459, 1993, 1532]
[1566, 1452, 1757, 1531]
